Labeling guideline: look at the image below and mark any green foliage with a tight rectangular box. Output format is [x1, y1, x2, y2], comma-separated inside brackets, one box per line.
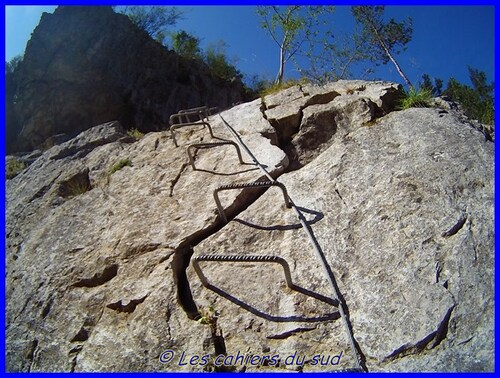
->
[259, 77, 309, 97]
[246, 74, 273, 94]
[204, 41, 242, 81]
[398, 87, 433, 110]
[6, 159, 26, 179]
[109, 158, 133, 175]
[116, 6, 183, 42]
[468, 66, 494, 100]
[127, 128, 145, 140]
[170, 30, 202, 59]
[257, 6, 334, 84]
[443, 67, 494, 124]
[197, 305, 218, 332]
[351, 6, 413, 63]
[168, 31, 242, 83]
[419, 74, 443, 96]
[351, 6, 413, 87]
[417, 68, 494, 124]
[300, 30, 372, 85]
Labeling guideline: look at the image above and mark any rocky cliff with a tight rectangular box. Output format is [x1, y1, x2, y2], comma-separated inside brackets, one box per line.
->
[5, 80, 494, 372]
[7, 6, 247, 153]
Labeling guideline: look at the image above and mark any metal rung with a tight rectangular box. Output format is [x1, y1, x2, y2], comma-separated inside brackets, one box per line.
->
[178, 106, 208, 114]
[193, 253, 339, 307]
[170, 109, 206, 125]
[178, 106, 209, 122]
[170, 121, 215, 147]
[213, 181, 291, 223]
[193, 254, 293, 289]
[187, 141, 245, 170]
[176, 106, 219, 120]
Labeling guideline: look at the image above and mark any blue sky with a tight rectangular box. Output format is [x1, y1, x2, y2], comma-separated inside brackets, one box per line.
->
[4, 5, 495, 89]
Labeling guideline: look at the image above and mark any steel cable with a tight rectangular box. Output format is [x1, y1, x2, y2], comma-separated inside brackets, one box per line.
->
[218, 113, 364, 372]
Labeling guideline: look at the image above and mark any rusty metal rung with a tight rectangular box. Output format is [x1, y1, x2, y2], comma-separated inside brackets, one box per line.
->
[192, 254, 293, 289]
[187, 141, 245, 169]
[213, 181, 291, 223]
[170, 109, 206, 125]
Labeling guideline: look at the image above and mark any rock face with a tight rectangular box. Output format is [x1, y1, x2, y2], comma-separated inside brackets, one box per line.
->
[8, 6, 247, 153]
[5, 80, 494, 372]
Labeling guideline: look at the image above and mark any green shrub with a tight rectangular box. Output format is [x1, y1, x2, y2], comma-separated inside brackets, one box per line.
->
[259, 77, 310, 97]
[127, 128, 145, 139]
[6, 159, 26, 179]
[109, 158, 133, 175]
[398, 87, 433, 110]
[197, 305, 218, 332]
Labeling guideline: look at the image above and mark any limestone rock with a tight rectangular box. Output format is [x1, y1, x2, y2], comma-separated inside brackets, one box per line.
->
[190, 106, 493, 372]
[262, 80, 403, 167]
[6, 80, 493, 372]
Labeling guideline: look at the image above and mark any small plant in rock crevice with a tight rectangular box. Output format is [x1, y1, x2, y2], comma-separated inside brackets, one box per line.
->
[109, 158, 133, 175]
[259, 77, 310, 97]
[64, 180, 91, 198]
[398, 87, 433, 110]
[58, 173, 92, 198]
[196, 305, 235, 372]
[127, 128, 145, 140]
[197, 305, 218, 331]
[6, 159, 27, 179]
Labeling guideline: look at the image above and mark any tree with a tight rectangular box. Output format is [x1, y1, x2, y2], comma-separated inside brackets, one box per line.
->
[116, 6, 183, 43]
[443, 67, 494, 124]
[170, 30, 202, 59]
[351, 6, 413, 88]
[257, 6, 334, 85]
[204, 41, 242, 81]
[299, 27, 374, 84]
[419, 74, 443, 96]
[468, 66, 494, 101]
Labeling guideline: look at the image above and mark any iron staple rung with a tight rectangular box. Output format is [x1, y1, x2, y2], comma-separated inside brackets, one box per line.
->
[191, 141, 236, 147]
[187, 141, 245, 169]
[193, 253, 293, 290]
[178, 106, 208, 114]
[193, 254, 340, 308]
[177, 106, 219, 117]
[214, 181, 291, 223]
[171, 121, 208, 128]
[170, 110, 206, 125]
[195, 254, 283, 263]
[217, 181, 276, 190]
